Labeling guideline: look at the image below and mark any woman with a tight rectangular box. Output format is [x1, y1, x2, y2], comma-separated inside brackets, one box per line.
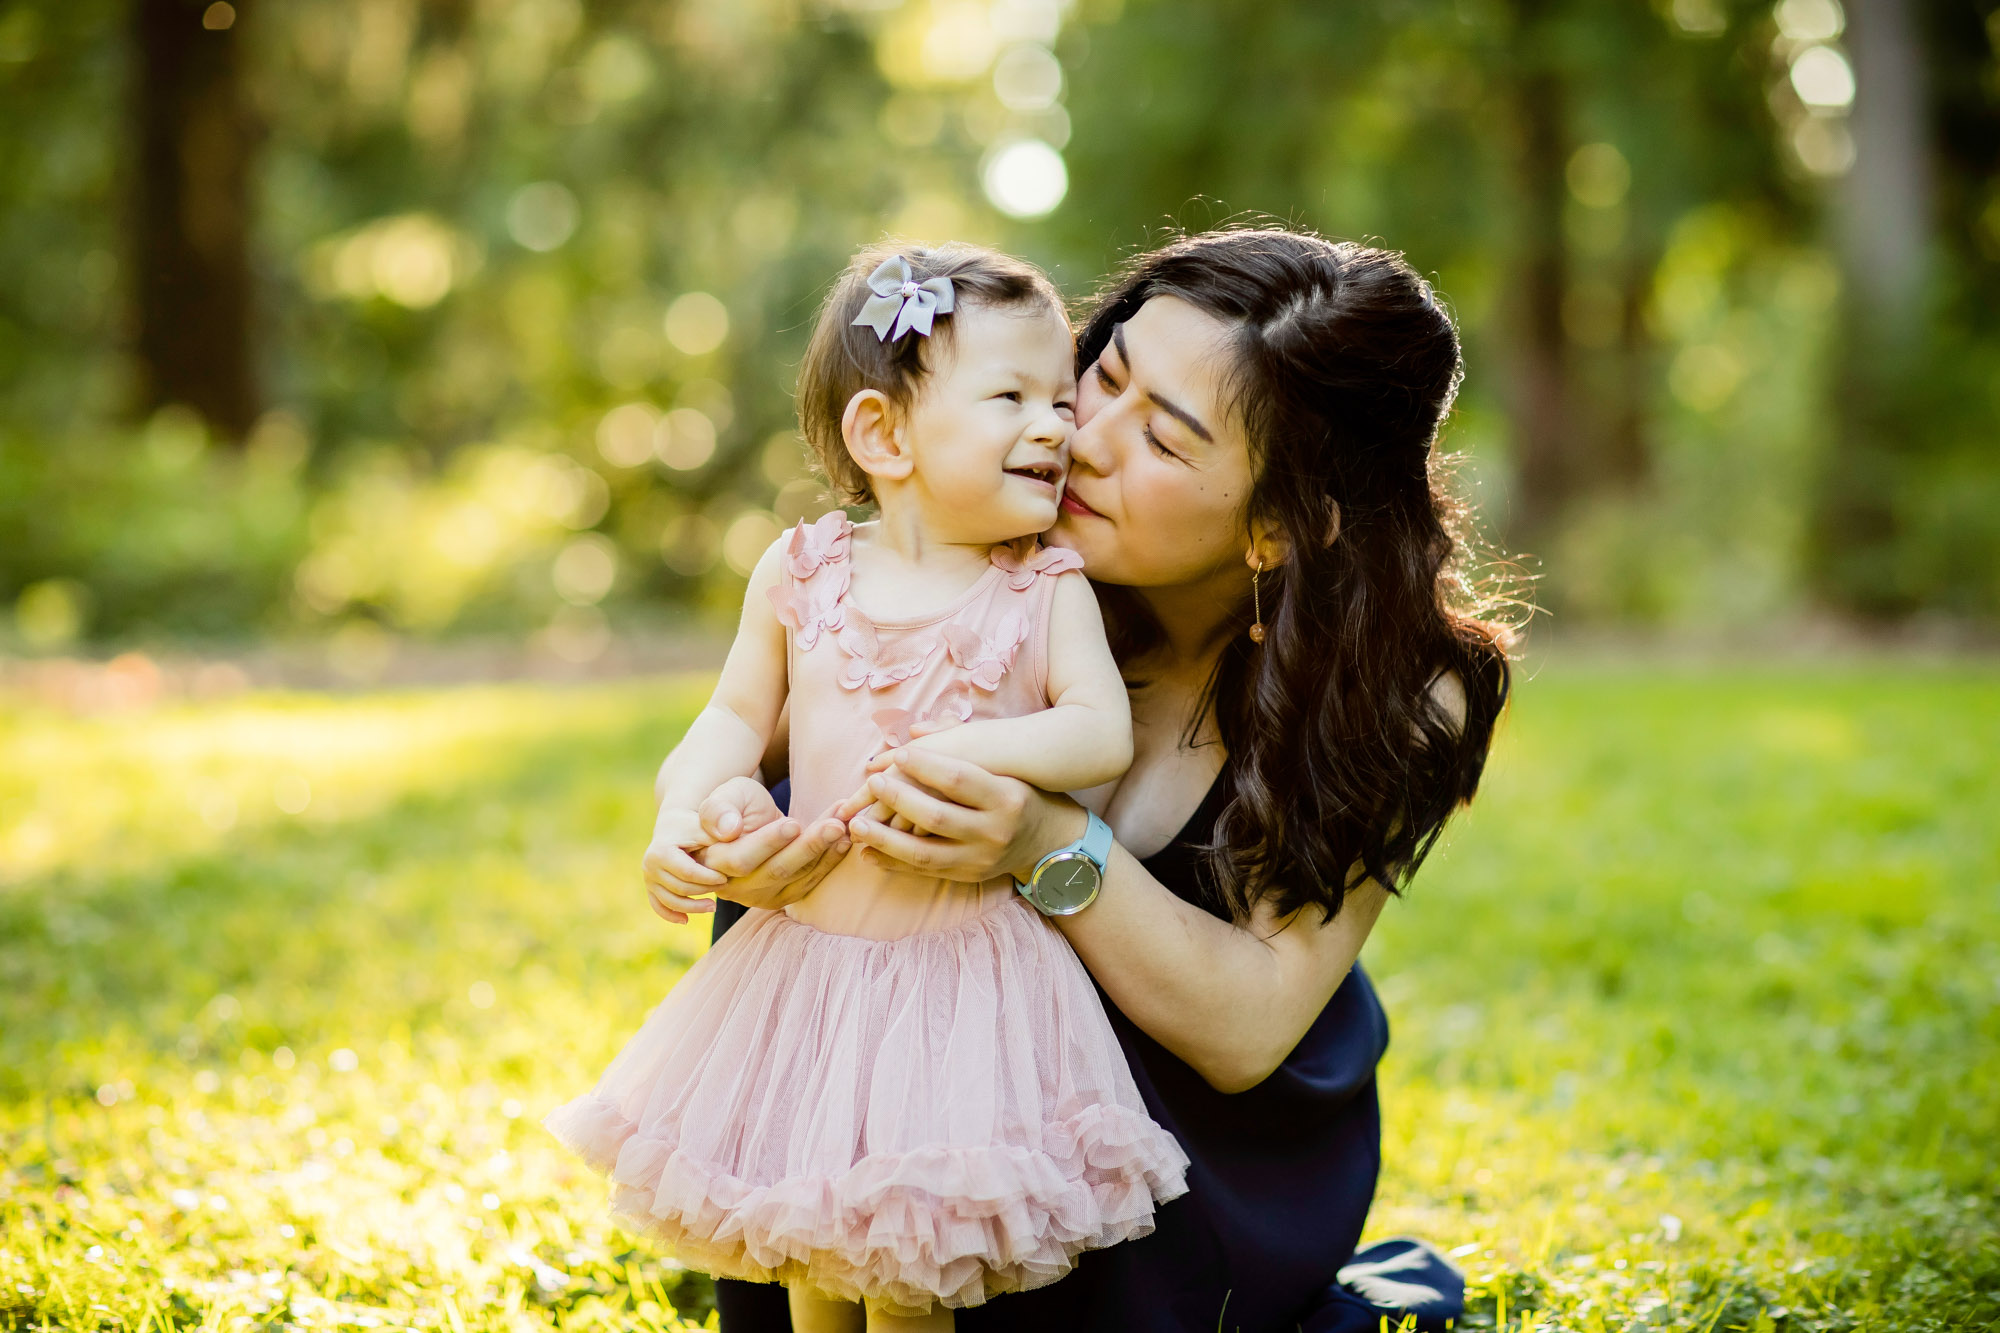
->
[648, 227, 1514, 1331]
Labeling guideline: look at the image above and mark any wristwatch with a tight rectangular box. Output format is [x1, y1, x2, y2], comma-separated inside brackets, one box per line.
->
[1016, 811, 1112, 916]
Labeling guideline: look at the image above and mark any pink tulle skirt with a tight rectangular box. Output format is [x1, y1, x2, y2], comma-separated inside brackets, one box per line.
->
[544, 901, 1190, 1311]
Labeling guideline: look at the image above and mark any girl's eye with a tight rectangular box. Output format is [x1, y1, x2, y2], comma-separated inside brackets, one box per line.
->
[1143, 424, 1180, 462]
[1093, 363, 1117, 391]
[996, 391, 1022, 402]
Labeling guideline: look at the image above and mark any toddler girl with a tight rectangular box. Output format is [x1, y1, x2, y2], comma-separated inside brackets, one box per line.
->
[545, 244, 1189, 1330]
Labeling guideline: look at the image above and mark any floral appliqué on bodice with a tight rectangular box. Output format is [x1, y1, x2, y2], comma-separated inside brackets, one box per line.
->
[766, 513, 1083, 748]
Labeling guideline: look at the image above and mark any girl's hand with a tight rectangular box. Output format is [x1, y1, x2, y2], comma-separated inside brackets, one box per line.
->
[644, 777, 852, 921]
[642, 807, 726, 924]
[838, 747, 1086, 883]
[643, 777, 785, 923]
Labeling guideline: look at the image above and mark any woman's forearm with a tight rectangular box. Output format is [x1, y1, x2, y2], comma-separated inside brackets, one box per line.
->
[839, 748, 1387, 1092]
[1055, 844, 1388, 1093]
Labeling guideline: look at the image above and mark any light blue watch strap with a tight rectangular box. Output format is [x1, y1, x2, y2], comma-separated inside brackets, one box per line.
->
[1076, 810, 1113, 871]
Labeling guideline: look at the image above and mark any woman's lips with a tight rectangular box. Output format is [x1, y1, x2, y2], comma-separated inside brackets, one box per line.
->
[1059, 488, 1104, 519]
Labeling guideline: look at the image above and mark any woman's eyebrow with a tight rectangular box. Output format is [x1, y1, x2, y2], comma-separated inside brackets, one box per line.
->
[1111, 323, 1214, 443]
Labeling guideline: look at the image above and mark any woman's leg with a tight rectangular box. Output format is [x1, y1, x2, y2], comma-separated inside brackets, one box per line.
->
[862, 1301, 952, 1332]
[786, 1288, 864, 1333]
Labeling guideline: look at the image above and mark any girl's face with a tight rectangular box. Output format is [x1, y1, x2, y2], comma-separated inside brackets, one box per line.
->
[1051, 296, 1254, 589]
[897, 300, 1078, 545]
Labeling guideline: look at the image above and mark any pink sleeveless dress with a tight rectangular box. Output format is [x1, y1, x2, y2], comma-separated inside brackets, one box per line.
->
[545, 515, 1189, 1312]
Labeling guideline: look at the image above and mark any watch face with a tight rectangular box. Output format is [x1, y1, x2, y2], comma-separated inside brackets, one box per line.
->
[1032, 853, 1102, 915]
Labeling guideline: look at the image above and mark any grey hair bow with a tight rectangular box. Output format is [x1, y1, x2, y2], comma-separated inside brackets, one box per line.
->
[851, 255, 955, 342]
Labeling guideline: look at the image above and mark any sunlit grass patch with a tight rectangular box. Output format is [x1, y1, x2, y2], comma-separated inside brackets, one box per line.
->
[2, 676, 720, 1331]
[2, 663, 1996, 1331]
[1367, 662, 2000, 1331]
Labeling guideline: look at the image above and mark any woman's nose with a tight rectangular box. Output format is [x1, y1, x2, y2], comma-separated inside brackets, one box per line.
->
[1068, 411, 1111, 476]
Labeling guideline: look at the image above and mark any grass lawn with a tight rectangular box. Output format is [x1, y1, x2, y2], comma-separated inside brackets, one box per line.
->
[2, 662, 1996, 1332]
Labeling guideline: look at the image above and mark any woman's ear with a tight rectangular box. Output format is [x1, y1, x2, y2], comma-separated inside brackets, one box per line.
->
[1244, 517, 1292, 571]
[841, 390, 914, 487]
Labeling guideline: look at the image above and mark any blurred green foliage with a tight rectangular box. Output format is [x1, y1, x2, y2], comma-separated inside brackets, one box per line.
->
[2, 0, 1998, 651]
[3, 667, 1996, 1329]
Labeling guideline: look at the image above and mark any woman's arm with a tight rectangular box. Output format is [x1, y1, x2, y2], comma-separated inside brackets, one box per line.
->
[842, 748, 1387, 1093]
[1062, 818, 1388, 1093]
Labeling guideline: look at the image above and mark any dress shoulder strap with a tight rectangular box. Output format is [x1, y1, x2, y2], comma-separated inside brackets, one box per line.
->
[764, 513, 853, 650]
[982, 540, 1085, 705]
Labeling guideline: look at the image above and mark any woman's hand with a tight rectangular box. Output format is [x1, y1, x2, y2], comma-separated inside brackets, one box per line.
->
[836, 747, 1087, 883]
[643, 777, 851, 923]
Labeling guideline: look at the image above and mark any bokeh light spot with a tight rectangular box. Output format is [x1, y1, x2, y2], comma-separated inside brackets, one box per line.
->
[1774, 0, 1843, 43]
[657, 408, 718, 471]
[596, 402, 660, 468]
[992, 0, 1062, 44]
[201, 3, 235, 31]
[1567, 143, 1631, 209]
[663, 292, 730, 355]
[982, 139, 1067, 218]
[368, 216, 458, 307]
[274, 774, 312, 814]
[15, 579, 89, 649]
[1792, 118, 1855, 176]
[992, 43, 1062, 111]
[1790, 45, 1855, 109]
[552, 535, 618, 606]
[723, 511, 782, 577]
[507, 182, 580, 252]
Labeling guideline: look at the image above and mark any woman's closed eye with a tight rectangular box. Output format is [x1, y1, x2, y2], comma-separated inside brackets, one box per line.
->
[1143, 424, 1184, 463]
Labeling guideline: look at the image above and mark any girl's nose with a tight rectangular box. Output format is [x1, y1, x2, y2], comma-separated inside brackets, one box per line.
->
[1027, 405, 1070, 446]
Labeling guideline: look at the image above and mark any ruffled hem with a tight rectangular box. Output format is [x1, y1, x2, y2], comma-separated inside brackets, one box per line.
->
[548, 1092, 1187, 1311]
[544, 905, 1190, 1310]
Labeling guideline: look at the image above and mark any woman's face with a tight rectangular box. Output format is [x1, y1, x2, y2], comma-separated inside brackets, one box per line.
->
[1049, 295, 1254, 590]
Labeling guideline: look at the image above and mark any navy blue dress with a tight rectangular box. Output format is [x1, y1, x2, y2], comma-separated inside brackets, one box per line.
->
[708, 779, 1463, 1333]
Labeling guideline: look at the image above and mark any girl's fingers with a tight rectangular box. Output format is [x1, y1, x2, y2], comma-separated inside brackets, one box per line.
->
[828, 786, 877, 823]
[757, 818, 850, 882]
[648, 881, 715, 917]
[697, 778, 783, 842]
[701, 818, 799, 878]
[647, 899, 688, 925]
[651, 843, 727, 887]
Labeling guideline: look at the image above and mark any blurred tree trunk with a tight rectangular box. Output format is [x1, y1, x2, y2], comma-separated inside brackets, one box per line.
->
[130, 0, 259, 441]
[1501, 0, 1578, 549]
[1811, 0, 1932, 613]
[1605, 249, 1657, 487]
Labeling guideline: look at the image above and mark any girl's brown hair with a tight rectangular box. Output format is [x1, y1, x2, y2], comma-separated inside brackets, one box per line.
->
[1078, 227, 1519, 924]
[797, 242, 1066, 505]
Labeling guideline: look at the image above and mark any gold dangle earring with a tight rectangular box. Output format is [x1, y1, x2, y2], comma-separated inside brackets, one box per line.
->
[1249, 557, 1266, 644]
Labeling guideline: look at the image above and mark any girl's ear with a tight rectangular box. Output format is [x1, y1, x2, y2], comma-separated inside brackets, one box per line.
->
[841, 390, 914, 486]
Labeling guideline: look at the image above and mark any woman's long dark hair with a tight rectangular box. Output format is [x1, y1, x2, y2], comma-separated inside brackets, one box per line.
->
[1077, 228, 1517, 923]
